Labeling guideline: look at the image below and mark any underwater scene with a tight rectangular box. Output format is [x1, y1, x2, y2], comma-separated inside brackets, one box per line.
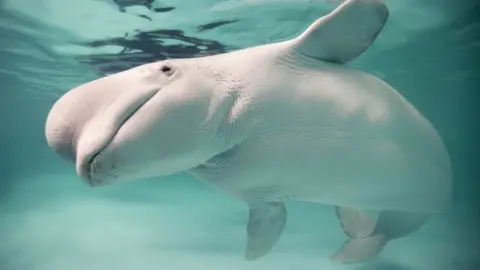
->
[0, 0, 479, 269]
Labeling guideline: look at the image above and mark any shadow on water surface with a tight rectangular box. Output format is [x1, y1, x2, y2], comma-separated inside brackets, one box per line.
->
[77, 27, 233, 75]
[73, 1, 238, 75]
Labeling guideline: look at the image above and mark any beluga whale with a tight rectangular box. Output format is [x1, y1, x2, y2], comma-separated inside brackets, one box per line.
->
[45, 0, 452, 264]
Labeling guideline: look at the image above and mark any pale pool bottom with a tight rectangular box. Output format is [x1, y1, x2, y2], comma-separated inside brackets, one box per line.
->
[0, 173, 478, 270]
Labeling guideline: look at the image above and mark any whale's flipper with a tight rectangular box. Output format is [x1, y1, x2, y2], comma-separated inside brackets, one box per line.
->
[335, 206, 375, 238]
[245, 201, 287, 261]
[331, 233, 387, 264]
[292, 0, 389, 64]
[332, 207, 429, 264]
[332, 206, 385, 263]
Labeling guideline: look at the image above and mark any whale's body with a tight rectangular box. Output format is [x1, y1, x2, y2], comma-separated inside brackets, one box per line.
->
[45, 0, 452, 264]
[189, 45, 450, 213]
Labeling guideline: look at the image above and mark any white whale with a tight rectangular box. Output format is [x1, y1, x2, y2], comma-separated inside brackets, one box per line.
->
[45, 0, 452, 263]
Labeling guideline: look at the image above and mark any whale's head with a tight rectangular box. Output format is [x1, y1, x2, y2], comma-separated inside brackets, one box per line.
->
[46, 60, 226, 187]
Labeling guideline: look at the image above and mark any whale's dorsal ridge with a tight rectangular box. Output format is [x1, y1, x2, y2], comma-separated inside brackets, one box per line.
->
[289, 0, 389, 64]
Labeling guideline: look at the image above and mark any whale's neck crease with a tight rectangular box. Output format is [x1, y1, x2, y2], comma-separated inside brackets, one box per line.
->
[193, 61, 250, 169]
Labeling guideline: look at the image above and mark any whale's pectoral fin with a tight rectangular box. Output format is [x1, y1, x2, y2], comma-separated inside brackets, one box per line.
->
[292, 0, 389, 64]
[331, 233, 387, 264]
[332, 206, 385, 263]
[331, 207, 429, 264]
[244, 201, 287, 261]
[335, 206, 375, 238]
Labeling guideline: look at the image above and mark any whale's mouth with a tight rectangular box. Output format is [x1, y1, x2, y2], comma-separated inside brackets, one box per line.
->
[84, 139, 114, 186]
[76, 88, 160, 186]
[80, 108, 139, 187]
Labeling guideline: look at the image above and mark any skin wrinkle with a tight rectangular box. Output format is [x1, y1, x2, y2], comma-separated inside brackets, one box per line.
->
[200, 62, 250, 151]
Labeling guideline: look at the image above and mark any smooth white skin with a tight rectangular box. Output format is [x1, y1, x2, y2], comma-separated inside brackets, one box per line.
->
[190, 45, 452, 213]
[45, 0, 452, 213]
[45, 60, 232, 186]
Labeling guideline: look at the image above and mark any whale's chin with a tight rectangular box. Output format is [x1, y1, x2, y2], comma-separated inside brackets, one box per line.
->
[85, 153, 107, 187]
[77, 151, 107, 187]
[74, 87, 159, 186]
[76, 120, 127, 187]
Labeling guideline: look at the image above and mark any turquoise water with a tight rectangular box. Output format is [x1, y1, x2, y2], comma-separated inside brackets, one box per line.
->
[0, 0, 479, 269]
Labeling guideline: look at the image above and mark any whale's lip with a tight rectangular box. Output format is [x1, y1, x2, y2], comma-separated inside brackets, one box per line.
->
[79, 148, 107, 187]
[79, 131, 122, 187]
[85, 152, 102, 187]
[80, 112, 133, 187]
[77, 89, 160, 186]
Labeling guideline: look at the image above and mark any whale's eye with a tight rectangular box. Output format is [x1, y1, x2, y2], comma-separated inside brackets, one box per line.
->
[160, 64, 174, 76]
